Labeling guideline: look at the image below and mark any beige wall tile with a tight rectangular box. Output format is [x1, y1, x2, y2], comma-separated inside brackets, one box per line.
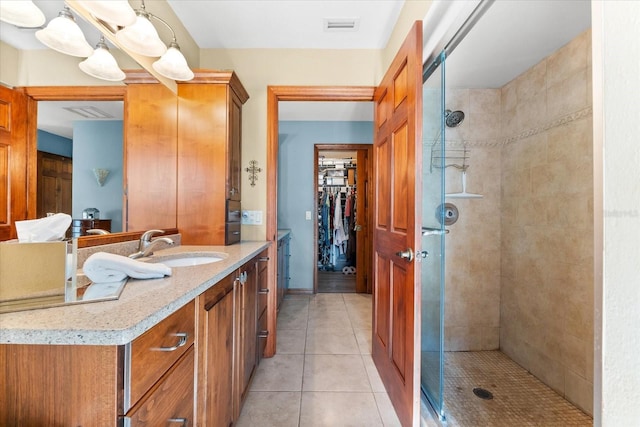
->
[565, 369, 594, 415]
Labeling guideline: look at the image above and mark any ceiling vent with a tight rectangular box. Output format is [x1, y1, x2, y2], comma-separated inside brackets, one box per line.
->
[324, 18, 360, 32]
[63, 106, 114, 119]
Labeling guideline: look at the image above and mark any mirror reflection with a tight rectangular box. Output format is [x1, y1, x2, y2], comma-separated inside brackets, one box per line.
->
[37, 100, 124, 234]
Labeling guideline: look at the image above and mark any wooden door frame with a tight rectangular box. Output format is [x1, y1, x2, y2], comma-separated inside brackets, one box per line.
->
[313, 144, 372, 294]
[266, 86, 375, 356]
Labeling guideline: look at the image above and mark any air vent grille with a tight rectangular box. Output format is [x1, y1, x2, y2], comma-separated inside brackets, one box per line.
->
[324, 18, 360, 32]
[62, 106, 114, 119]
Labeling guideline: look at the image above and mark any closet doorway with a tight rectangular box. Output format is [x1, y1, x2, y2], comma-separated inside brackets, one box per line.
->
[314, 144, 372, 294]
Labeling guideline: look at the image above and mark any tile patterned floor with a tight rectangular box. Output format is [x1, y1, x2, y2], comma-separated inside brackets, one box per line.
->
[236, 293, 402, 427]
[239, 293, 592, 426]
[441, 351, 593, 427]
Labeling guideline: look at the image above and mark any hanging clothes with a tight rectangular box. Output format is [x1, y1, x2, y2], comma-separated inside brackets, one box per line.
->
[333, 191, 348, 253]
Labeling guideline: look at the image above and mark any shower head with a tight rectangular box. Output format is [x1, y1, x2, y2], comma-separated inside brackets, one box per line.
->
[445, 109, 465, 127]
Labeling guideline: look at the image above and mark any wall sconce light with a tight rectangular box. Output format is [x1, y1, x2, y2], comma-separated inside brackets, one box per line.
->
[245, 160, 262, 187]
[93, 168, 110, 187]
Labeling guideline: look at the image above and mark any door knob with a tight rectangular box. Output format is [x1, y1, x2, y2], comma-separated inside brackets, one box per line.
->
[354, 224, 363, 231]
[395, 248, 414, 261]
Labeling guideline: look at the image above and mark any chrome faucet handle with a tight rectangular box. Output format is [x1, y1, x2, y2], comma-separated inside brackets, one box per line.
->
[141, 229, 165, 243]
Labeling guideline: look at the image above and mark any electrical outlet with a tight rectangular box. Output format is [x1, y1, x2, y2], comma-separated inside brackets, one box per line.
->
[242, 210, 263, 225]
[305, 211, 312, 220]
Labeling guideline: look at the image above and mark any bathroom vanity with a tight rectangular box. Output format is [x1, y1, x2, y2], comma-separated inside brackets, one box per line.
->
[0, 241, 270, 426]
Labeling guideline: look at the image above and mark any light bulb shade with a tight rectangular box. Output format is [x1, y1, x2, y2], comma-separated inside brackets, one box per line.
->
[76, 0, 136, 27]
[152, 45, 194, 81]
[115, 14, 166, 57]
[0, 0, 46, 27]
[35, 11, 93, 57]
[79, 44, 125, 81]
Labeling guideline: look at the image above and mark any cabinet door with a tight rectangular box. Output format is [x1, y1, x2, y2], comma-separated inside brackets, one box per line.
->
[0, 86, 30, 241]
[125, 347, 194, 427]
[238, 258, 257, 405]
[125, 83, 177, 231]
[257, 254, 270, 362]
[227, 93, 242, 202]
[198, 272, 236, 427]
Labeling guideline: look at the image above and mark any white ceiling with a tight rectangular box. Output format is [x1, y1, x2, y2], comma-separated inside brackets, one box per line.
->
[1, 0, 591, 135]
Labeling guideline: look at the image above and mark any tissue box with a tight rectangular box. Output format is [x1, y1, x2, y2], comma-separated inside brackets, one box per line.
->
[0, 241, 67, 300]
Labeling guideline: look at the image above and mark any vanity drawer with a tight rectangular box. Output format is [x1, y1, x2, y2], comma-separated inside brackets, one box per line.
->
[125, 300, 195, 411]
[226, 222, 241, 245]
[125, 346, 195, 426]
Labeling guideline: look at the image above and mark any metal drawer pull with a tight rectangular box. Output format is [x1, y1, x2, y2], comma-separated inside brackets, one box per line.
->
[232, 231, 240, 235]
[258, 330, 269, 338]
[156, 333, 188, 352]
[168, 418, 187, 426]
[258, 288, 269, 294]
[258, 256, 270, 262]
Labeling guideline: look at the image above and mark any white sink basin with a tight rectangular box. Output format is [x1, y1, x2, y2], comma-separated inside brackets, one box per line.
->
[150, 252, 225, 268]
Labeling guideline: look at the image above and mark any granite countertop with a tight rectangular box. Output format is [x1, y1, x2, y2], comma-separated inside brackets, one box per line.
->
[0, 241, 270, 346]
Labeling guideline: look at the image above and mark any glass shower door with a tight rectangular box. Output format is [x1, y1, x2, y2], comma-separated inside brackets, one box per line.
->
[420, 52, 446, 419]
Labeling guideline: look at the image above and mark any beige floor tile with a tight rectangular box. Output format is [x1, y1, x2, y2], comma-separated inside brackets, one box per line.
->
[307, 309, 352, 330]
[236, 391, 301, 427]
[305, 328, 360, 354]
[277, 304, 309, 330]
[251, 354, 304, 391]
[374, 392, 402, 427]
[354, 328, 372, 354]
[299, 392, 383, 427]
[362, 354, 386, 392]
[277, 328, 307, 354]
[346, 305, 372, 330]
[303, 354, 371, 392]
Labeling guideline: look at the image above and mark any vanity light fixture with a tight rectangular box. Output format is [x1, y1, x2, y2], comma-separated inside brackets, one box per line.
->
[79, 36, 126, 82]
[0, 0, 46, 28]
[75, 0, 136, 28]
[35, 6, 93, 57]
[115, 0, 194, 81]
[152, 39, 194, 81]
[115, 0, 167, 57]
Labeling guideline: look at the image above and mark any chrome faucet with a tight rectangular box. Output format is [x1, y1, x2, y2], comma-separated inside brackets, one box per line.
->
[129, 229, 174, 259]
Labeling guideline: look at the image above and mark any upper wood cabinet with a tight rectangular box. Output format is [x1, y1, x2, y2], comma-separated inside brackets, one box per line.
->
[124, 70, 248, 243]
[177, 71, 249, 245]
[124, 76, 178, 232]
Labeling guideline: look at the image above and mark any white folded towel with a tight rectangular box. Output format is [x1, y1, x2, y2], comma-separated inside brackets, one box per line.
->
[82, 252, 172, 283]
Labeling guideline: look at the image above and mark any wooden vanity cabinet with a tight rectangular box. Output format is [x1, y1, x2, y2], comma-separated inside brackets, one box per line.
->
[235, 254, 258, 415]
[124, 300, 195, 413]
[197, 271, 237, 427]
[177, 71, 249, 245]
[257, 253, 270, 362]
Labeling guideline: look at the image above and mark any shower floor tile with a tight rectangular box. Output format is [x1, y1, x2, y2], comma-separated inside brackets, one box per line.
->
[441, 351, 592, 426]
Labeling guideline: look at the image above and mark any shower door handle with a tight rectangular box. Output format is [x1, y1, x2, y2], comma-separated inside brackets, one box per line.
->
[396, 248, 414, 261]
[422, 227, 449, 236]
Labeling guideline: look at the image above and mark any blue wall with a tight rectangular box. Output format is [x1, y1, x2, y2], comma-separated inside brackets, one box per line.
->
[72, 121, 124, 232]
[278, 121, 373, 291]
[37, 130, 72, 157]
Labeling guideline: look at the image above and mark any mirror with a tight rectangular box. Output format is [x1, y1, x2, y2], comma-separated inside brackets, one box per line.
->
[37, 100, 124, 233]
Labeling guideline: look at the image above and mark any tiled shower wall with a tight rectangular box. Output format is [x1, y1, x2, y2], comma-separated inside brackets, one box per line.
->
[443, 89, 502, 352]
[499, 30, 593, 415]
[442, 29, 593, 414]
